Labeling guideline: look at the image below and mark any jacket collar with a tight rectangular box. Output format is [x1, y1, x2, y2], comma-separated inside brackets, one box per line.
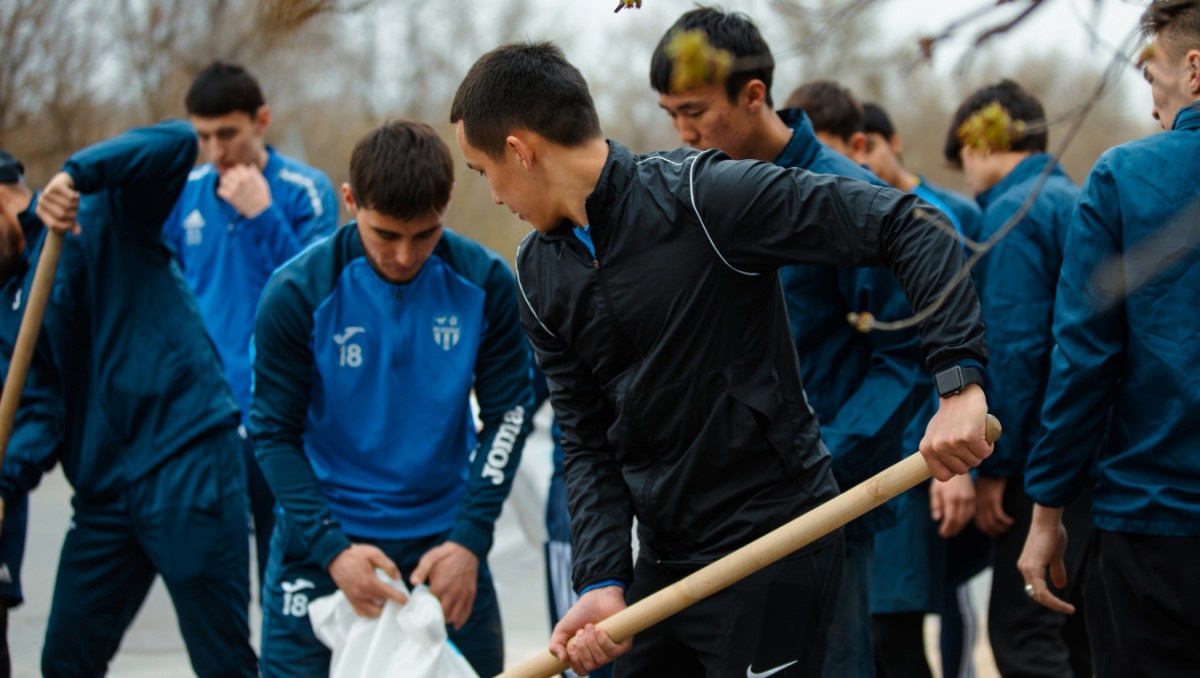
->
[1173, 101, 1200, 132]
[534, 140, 638, 247]
[975, 153, 1067, 209]
[773, 109, 822, 169]
[262, 145, 281, 176]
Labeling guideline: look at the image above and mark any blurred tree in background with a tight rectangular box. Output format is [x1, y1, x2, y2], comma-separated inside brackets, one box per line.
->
[0, 0, 1157, 263]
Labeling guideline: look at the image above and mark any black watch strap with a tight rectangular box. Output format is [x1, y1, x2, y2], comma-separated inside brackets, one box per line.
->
[934, 365, 984, 398]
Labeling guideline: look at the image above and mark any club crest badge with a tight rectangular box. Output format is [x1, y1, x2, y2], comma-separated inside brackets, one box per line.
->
[433, 315, 460, 350]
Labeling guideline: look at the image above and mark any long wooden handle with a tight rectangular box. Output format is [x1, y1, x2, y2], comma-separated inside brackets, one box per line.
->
[0, 229, 66, 468]
[497, 414, 1002, 678]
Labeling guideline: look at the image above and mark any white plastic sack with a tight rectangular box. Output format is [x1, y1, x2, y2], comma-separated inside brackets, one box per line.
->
[309, 574, 479, 678]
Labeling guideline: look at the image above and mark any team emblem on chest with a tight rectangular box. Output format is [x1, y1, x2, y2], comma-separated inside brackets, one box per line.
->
[433, 315, 460, 351]
[183, 208, 205, 245]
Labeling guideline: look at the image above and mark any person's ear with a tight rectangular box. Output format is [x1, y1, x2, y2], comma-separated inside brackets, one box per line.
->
[849, 131, 868, 157]
[507, 134, 534, 171]
[341, 183, 357, 215]
[741, 79, 768, 112]
[254, 105, 271, 135]
[1187, 49, 1200, 95]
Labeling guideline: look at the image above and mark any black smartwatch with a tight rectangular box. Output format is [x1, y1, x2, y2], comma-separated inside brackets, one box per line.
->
[934, 365, 984, 398]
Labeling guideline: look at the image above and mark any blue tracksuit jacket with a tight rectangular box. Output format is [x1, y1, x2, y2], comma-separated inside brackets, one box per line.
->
[774, 109, 932, 536]
[0, 120, 239, 504]
[973, 154, 1079, 478]
[1025, 103, 1200, 536]
[249, 224, 533, 567]
[163, 147, 337, 419]
[0, 196, 53, 605]
[914, 177, 983, 255]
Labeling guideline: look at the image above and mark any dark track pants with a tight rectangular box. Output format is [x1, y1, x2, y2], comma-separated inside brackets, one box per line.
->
[824, 530, 875, 678]
[987, 479, 1090, 678]
[240, 428, 275, 597]
[615, 532, 843, 678]
[42, 426, 257, 678]
[261, 517, 503, 678]
[1085, 530, 1200, 678]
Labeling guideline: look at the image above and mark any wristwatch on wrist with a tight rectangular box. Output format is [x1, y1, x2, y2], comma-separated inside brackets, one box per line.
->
[934, 365, 984, 398]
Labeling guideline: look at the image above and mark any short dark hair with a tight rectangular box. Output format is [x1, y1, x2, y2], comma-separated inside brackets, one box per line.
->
[783, 80, 864, 142]
[450, 41, 602, 159]
[1142, 0, 1200, 61]
[349, 120, 454, 220]
[862, 103, 896, 139]
[943, 79, 1047, 168]
[185, 61, 266, 118]
[650, 7, 776, 108]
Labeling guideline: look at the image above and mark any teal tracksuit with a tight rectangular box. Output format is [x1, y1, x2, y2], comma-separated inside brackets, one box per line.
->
[0, 121, 257, 678]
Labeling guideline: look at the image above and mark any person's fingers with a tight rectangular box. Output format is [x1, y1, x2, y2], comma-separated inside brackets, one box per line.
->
[940, 504, 966, 538]
[1050, 556, 1069, 590]
[349, 597, 384, 618]
[978, 513, 999, 537]
[1028, 578, 1076, 614]
[930, 486, 944, 522]
[376, 577, 407, 605]
[549, 625, 571, 662]
[365, 547, 402, 582]
[995, 505, 1015, 528]
[409, 549, 436, 586]
[445, 588, 473, 630]
[579, 626, 607, 673]
[922, 454, 955, 482]
[967, 435, 994, 464]
[567, 629, 591, 675]
[592, 622, 628, 656]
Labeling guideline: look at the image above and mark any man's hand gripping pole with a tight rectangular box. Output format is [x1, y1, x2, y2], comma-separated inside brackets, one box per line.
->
[497, 414, 1002, 678]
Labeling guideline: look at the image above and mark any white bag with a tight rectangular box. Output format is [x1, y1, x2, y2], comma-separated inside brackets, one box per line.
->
[309, 574, 480, 678]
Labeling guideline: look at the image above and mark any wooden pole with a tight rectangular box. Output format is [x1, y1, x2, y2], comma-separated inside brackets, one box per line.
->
[0, 229, 65, 467]
[497, 414, 1002, 678]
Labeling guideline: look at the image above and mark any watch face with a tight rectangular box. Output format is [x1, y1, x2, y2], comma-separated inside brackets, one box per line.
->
[936, 367, 963, 396]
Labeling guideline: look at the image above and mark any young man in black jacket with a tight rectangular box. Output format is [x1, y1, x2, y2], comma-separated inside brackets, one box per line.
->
[452, 41, 992, 677]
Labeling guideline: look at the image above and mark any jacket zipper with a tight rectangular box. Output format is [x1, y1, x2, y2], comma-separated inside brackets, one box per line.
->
[570, 235, 659, 528]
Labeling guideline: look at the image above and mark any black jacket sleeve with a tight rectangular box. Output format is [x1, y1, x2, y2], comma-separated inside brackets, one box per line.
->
[515, 239, 635, 593]
[691, 151, 987, 373]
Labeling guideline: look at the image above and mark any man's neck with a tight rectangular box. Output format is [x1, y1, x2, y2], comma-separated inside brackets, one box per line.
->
[254, 145, 270, 171]
[978, 151, 1034, 195]
[557, 138, 611, 228]
[746, 109, 794, 163]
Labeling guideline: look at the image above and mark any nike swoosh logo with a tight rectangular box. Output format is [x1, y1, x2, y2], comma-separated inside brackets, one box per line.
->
[747, 660, 798, 678]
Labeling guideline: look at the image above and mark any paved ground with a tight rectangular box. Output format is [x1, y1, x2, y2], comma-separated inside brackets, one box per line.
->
[9, 405, 1000, 677]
